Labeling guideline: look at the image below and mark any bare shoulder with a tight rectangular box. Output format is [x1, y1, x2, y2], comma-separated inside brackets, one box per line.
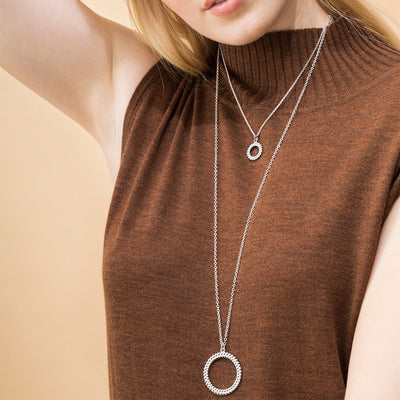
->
[103, 21, 158, 183]
[0, 0, 158, 184]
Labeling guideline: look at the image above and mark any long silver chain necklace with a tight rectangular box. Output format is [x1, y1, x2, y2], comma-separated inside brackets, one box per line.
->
[203, 15, 333, 396]
[219, 20, 330, 161]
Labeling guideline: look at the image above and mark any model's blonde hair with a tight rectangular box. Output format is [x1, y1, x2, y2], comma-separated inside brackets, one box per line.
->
[126, 0, 400, 76]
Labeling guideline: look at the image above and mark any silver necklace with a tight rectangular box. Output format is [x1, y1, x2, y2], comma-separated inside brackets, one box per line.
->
[219, 20, 330, 161]
[203, 15, 333, 396]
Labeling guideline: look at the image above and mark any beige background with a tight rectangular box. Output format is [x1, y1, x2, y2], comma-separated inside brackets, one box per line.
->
[0, 1, 399, 399]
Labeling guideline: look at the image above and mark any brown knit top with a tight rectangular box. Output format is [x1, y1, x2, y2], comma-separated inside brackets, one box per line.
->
[102, 12, 400, 399]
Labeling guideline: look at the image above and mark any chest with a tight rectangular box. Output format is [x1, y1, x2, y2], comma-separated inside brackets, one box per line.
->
[103, 96, 387, 308]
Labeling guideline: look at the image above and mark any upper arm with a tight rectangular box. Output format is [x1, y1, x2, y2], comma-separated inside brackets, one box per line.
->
[0, 0, 157, 152]
[104, 19, 158, 180]
[344, 197, 400, 399]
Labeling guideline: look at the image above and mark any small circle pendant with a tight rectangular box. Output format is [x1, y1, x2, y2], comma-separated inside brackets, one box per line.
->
[247, 141, 262, 161]
[203, 351, 242, 395]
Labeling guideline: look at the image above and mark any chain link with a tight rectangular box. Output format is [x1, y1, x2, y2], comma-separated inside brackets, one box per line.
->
[219, 29, 326, 142]
[213, 15, 333, 353]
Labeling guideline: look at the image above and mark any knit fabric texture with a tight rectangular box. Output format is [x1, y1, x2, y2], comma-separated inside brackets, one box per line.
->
[102, 12, 400, 399]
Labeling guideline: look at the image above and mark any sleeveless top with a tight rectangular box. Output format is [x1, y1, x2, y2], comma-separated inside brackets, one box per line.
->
[102, 12, 400, 399]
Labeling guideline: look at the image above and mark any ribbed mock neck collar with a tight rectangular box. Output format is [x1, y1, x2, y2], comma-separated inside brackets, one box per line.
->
[207, 11, 399, 112]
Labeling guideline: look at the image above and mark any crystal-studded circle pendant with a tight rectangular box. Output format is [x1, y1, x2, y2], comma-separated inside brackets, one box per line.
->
[203, 351, 242, 395]
[247, 141, 262, 161]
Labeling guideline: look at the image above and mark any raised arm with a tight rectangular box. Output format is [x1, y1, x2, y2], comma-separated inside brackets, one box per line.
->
[0, 0, 157, 160]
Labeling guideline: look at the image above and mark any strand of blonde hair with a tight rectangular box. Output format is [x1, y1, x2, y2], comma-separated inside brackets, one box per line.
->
[126, 0, 400, 76]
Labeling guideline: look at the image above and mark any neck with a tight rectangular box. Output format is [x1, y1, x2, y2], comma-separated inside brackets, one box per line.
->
[262, 1, 331, 33]
[207, 11, 398, 113]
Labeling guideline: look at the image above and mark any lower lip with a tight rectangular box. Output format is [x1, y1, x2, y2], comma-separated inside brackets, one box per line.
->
[206, 0, 244, 16]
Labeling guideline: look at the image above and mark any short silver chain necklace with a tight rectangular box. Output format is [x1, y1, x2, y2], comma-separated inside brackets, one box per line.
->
[219, 18, 331, 161]
[203, 15, 333, 395]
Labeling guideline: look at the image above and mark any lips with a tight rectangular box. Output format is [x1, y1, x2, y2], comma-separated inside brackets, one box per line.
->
[204, 0, 223, 10]
[204, 0, 243, 16]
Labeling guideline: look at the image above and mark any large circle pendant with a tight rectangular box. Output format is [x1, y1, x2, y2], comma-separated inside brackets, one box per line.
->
[247, 141, 262, 161]
[203, 351, 242, 395]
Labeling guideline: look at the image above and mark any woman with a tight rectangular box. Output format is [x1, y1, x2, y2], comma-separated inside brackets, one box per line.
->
[1, 0, 400, 398]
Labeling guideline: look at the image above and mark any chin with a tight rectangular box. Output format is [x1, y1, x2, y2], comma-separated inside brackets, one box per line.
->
[213, 24, 272, 46]
[216, 35, 265, 46]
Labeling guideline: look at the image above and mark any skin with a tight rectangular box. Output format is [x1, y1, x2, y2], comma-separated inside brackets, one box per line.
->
[164, 3, 400, 398]
[0, 0, 330, 182]
[161, 0, 331, 45]
[1, 2, 400, 397]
